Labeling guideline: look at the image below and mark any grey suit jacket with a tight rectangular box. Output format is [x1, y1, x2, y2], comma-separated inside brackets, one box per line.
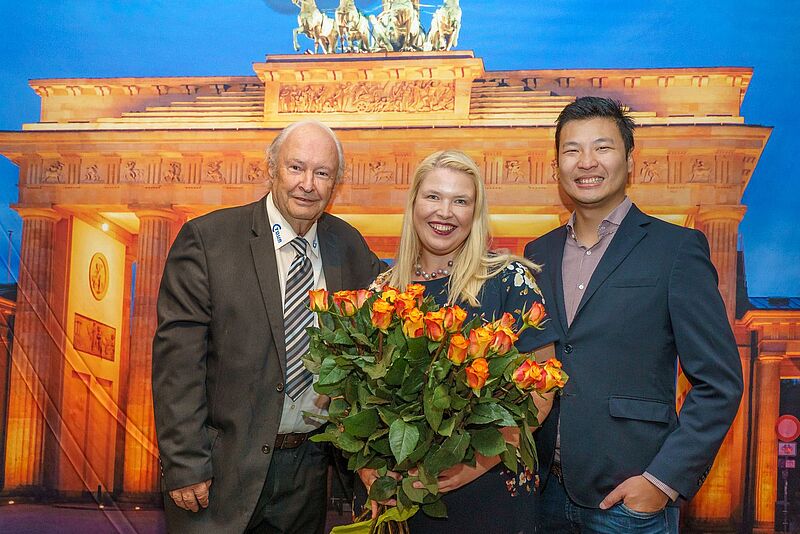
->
[152, 196, 384, 533]
[525, 204, 743, 507]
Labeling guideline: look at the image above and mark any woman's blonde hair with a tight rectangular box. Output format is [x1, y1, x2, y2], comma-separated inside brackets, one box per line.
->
[388, 149, 540, 307]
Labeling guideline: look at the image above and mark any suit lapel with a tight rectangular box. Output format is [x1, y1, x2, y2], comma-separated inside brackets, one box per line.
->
[318, 214, 343, 292]
[250, 199, 287, 376]
[548, 228, 569, 335]
[572, 205, 649, 323]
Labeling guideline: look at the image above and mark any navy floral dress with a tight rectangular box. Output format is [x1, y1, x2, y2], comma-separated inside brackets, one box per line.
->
[369, 261, 558, 533]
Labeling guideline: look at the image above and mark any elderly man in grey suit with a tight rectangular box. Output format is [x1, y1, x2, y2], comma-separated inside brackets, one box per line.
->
[153, 120, 384, 533]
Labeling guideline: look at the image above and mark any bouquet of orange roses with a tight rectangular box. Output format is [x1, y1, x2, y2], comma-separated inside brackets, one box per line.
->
[303, 284, 567, 530]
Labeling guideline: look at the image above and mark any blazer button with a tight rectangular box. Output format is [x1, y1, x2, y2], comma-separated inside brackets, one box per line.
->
[262, 444, 271, 454]
[563, 344, 574, 354]
[276, 382, 284, 393]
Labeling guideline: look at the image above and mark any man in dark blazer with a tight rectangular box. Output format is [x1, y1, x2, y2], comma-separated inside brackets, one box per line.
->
[525, 97, 742, 533]
[152, 120, 384, 533]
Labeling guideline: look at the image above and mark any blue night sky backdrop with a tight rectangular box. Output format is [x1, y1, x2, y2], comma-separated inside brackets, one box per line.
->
[0, 0, 797, 295]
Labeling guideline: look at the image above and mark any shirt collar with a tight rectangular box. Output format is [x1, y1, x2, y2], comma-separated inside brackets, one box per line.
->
[566, 196, 632, 239]
[265, 193, 320, 258]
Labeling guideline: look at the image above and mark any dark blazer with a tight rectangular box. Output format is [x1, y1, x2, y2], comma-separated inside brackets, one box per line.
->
[152, 196, 384, 533]
[524, 204, 742, 507]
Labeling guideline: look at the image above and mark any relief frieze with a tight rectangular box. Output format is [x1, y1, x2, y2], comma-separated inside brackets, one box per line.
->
[278, 80, 455, 114]
[43, 160, 65, 184]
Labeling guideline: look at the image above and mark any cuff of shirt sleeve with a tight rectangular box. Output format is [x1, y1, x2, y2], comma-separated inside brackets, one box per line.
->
[643, 471, 679, 502]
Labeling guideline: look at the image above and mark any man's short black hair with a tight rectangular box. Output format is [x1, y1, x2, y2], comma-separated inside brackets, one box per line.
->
[555, 96, 636, 156]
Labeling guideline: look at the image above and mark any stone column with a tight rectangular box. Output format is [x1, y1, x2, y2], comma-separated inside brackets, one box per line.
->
[752, 353, 782, 533]
[686, 206, 746, 529]
[695, 206, 746, 323]
[122, 209, 179, 496]
[3, 209, 60, 491]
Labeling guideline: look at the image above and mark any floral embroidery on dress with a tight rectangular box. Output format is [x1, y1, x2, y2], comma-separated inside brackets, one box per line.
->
[501, 466, 538, 497]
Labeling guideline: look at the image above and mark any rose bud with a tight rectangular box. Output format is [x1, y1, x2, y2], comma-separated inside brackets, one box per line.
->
[394, 293, 418, 320]
[512, 359, 542, 390]
[465, 357, 490, 391]
[308, 289, 329, 312]
[354, 289, 373, 309]
[333, 290, 358, 316]
[467, 326, 493, 358]
[371, 298, 395, 331]
[489, 326, 519, 355]
[381, 287, 399, 303]
[424, 310, 446, 342]
[405, 283, 426, 304]
[447, 333, 469, 365]
[442, 305, 467, 333]
[402, 308, 425, 338]
[522, 301, 547, 329]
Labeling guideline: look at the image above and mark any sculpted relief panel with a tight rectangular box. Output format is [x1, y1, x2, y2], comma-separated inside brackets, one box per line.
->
[278, 81, 455, 114]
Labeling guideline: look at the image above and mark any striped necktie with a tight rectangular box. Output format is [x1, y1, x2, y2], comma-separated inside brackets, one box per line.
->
[283, 237, 314, 399]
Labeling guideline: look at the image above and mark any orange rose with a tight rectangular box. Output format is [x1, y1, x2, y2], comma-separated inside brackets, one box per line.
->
[493, 312, 516, 330]
[542, 358, 567, 391]
[333, 290, 358, 316]
[354, 289, 373, 309]
[442, 305, 467, 333]
[371, 298, 395, 330]
[394, 292, 418, 320]
[447, 333, 469, 365]
[467, 326, 493, 358]
[402, 308, 425, 338]
[523, 301, 547, 329]
[465, 357, 490, 390]
[512, 358, 543, 390]
[308, 289, 329, 312]
[424, 309, 446, 342]
[381, 287, 399, 303]
[405, 283, 426, 304]
[489, 326, 519, 355]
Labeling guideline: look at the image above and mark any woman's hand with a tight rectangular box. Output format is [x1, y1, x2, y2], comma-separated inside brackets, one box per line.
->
[411, 452, 500, 494]
[357, 468, 402, 518]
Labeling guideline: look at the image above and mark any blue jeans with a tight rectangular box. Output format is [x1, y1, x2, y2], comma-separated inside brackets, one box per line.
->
[536, 474, 679, 534]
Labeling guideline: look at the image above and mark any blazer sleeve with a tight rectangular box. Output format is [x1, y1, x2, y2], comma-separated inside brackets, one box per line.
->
[645, 229, 743, 499]
[152, 221, 214, 491]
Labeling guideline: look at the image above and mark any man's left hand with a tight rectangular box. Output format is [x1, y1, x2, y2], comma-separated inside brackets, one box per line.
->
[599, 475, 669, 513]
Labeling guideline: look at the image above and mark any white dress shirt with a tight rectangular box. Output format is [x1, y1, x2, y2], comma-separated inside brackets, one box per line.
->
[265, 193, 329, 434]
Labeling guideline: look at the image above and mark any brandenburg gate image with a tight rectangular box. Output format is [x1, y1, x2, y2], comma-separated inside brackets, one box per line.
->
[0, 2, 796, 531]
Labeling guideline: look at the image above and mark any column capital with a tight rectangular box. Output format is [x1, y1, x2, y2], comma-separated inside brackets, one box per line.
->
[130, 207, 182, 222]
[695, 205, 747, 224]
[13, 206, 61, 222]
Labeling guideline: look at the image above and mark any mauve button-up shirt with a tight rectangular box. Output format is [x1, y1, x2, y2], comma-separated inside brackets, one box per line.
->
[562, 197, 632, 326]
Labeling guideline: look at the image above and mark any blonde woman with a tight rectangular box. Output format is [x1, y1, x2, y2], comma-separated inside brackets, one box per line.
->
[361, 150, 557, 533]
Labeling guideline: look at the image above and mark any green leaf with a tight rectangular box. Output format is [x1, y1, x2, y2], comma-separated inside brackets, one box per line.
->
[401, 476, 429, 503]
[423, 431, 470, 475]
[328, 398, 350, 419]
[450, 393, 469, 411]
[389, 419, 420, 465]
[336, 431, 365, 453]
[368, 475, 398, 502]
[423, 386, 444, 431]
[501, 442, 517, 471]
[363, 356, 389, 380]
[384, 356, 407, 386]
[422, 498, 448, 518]
[469, 427, 507, 456]
[466, 402, 516, 426]
[437, 415, 456, 437]
[369, 437, 392, 456]
[333, 328, 356, 346]
[377, 406, 399, 426]
[432, 359, 453, 382]
[415, 464, 439, 495]
[350, 331, 374, 348]
[399, 366, 425, 400]
[318, 357, 348, 386]
[406, 337, 430, 362]
[488, 355, 513, 376]
[431, 384, 451, 409]
[343, 407, 379, 438]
